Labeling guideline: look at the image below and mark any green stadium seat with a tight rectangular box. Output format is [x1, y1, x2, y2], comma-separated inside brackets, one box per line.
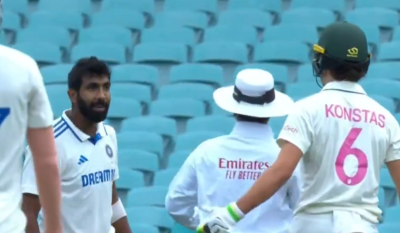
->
[118, 149, 159, 172]
[3, 11, 21, 31]
[150, 99, 206, 118]
[153, 11, 208, 30]
[111, 83, 152, 105]
[134, 43, 187, 63]
[378, 223, 400, 232]
[107, 98, 142, 119]
[79, 26, 133, 49]
[13, 42, 62, 64]
[296, 63, 313, 83]
[187, 116, 235, 134]
[204, 25, 258, 46]
[40, 64, 74, 85]
[71, 42, 126, 64]
[175, 131, 223, 151]
[218, 9, 272, 29]
[126, 206, 174, 229]
[37, 0, 91, 15]
[168, 150, 191, 168]
[254, 41, 309, 63]
[281, 8, 335, 28]
[126, 186, 168, 207]
[102, 0, 154, 15]
[286, 82, 321, 97]
[3, 0, 28, 15]
[29, 11, 84, 30]
[17, 26, 70, 49]
[193, 42, 248, 63]
[130, 224, 159, 233]
[269, 116, 287, 134]
[164, 0, 218, 15]
[384, 205, 400, 223]
[121, 116, 177, 140]
[379, 42, 400, 61]
[153, 168, 179, 186]
[141, 27, 196, 46]
[116, 168, 145, 190]
[366, 62, 400, 80]
[46, 85, 69, 118]
[360, 79, 400, 99]
[290, 0, 345, 14]
[263, 24, 318, 45]
[370, 95, 395, 113]
[0, 32, 7, 45]
[346, 8, 398, 28]
[358, 24, 381, 46]
[169, 64, 224, 86]
[112, 64, 158, 88]
[228, 0, 281, 14]
[357, 0, 400, 11]
[210, 102, 232, 116]
[91, 10, 145, 30]
[171, 223, 195, 233]
[158, 83, 214, 105]
[117, 131, 164, 156]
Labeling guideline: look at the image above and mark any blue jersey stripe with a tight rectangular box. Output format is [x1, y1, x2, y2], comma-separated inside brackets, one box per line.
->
[55, 126, 69, 138]
[54, 122, 67, 134]
[53, 118, 63, 128]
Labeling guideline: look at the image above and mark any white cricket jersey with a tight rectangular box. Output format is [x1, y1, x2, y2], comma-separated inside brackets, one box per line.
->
[0, 45, 53, 233]
[166, 122, 301, 233]
[278, 81, 400, 223]
[21, 111, 120, 233]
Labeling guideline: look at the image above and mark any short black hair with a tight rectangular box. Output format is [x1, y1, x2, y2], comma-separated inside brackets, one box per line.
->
[68, 56, 111, 90]
[235, 114, 269, 124]
[330, 62, 367, 82]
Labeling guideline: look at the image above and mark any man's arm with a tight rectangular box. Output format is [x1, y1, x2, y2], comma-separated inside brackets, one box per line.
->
[27, 57, 61, 233]
[111, 182, 131, 233]
[22, 194, 41, 233]
[165, 150, 199, 229]
[236, 105, 311, 214]
[21, 148, 45, 233]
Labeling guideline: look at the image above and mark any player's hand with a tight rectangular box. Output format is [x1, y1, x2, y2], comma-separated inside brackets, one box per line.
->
[196, 203, 244, 233]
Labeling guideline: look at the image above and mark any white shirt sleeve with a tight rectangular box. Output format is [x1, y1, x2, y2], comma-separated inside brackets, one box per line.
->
[277, 103, 313, 154]
[21, 144, 64, 195]
[287, 166, 302, 210]
[107, 125, 119, 181]
[165, 148, 199, 229]
[27, 59, 54, 128]
[385, 117, 400, 162]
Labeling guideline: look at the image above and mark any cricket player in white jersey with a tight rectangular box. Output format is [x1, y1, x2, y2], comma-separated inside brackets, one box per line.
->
[166, 69, 300, 233]
[0, 11, 62, 233]
[197, 22, 400, 233]
[21, 57, 131, 233]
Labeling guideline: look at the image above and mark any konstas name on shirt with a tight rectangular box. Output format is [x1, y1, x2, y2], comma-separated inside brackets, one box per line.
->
[219, 158, 270, 180]
[81, 169, 116, 187]
[325, 104, 385, 127]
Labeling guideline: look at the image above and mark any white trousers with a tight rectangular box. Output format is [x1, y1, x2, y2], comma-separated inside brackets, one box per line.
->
[289, 211, 378, 233]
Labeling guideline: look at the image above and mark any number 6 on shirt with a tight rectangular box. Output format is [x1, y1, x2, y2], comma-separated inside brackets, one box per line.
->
[0, 108, 10, 127]
[335, 127, 368, 186]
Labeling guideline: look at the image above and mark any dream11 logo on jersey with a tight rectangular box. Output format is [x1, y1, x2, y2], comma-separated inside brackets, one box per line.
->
[218, 158, 270, 180]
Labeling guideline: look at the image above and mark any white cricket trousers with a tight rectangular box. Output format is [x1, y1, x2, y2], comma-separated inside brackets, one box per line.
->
[289, 210, 378, 233]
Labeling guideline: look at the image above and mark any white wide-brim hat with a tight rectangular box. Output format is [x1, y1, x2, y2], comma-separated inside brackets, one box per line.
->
[214, 69, 294, 118]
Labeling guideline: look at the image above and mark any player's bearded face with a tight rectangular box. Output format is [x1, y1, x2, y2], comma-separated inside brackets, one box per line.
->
[77, 93, 109, 123]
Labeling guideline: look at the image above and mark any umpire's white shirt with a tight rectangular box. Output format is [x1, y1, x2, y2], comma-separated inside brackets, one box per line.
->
[21, 111, 119, 233]
[166, 122, 301, 233]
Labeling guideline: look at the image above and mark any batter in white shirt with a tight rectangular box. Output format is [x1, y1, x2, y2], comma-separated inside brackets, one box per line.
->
[21, 57, 132, 233]
[198, 22, 400, 233]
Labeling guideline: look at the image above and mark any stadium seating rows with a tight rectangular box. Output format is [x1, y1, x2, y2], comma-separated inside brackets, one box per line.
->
[5, 0, 400, 232]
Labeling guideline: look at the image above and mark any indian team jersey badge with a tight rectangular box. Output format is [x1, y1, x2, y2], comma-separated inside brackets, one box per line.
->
[105, 145, 113, 158]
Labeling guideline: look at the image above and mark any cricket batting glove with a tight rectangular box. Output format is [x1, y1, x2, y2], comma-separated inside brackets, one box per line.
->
[196, 203, 244, 233]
